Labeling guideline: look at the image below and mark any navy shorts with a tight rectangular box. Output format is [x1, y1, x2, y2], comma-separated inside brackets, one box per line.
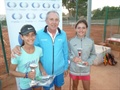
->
[43, 73, 64, 90]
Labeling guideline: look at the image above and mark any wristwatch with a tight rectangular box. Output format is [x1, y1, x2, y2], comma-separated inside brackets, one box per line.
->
[24, 72, 28, 78]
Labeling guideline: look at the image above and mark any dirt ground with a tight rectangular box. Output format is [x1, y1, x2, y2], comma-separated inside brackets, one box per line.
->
[0, 24, 120, 90]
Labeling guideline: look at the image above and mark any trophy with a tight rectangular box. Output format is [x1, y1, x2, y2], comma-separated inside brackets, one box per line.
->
[29, 63, 38, 87]
[77, 48, 82, 58]
[77, 48, 86, 67]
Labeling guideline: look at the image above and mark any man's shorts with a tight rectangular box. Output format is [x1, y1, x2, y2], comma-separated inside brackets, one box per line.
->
[70, 73, 90, 80]
[43, 73, 64, 90]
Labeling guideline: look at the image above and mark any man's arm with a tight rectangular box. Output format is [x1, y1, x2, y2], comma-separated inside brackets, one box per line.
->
[39, 62, 47, 76]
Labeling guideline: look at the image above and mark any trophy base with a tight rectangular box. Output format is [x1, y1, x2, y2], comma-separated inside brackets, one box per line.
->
[29, 81, 38, 87]
[76, 62, 86, 67]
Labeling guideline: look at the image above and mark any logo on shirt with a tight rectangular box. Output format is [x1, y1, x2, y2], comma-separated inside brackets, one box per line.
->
[58, 39, 62, 41]
[41, 39, 48, 41]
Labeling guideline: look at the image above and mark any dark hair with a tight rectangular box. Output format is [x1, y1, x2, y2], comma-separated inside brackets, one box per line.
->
[21, 40, 24, 47]
[75, 19, 88, 29]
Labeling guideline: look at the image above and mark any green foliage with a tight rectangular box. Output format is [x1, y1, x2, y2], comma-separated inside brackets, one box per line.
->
[1, 19, 7, 26]
[62, 0, 87, 18]
[92, 6, 120, 19]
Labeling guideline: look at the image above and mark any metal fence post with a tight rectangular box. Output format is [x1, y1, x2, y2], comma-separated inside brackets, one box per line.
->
[0, 22, 9, 73]
[75, 0, 78, 21]
[103, 7, 109, 42]
[0, 79, 2, 90]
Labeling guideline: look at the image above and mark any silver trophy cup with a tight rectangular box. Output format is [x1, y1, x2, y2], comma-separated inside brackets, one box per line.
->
[29, 63, 38, 87]
[77, 48, 86, 67]
[77, 48, 82, 58]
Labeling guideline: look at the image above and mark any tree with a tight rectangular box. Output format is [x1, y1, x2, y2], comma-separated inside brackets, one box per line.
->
[62, 0, 87, 19]
[1, 19, 7, 26]
[92, 6, 120, 19]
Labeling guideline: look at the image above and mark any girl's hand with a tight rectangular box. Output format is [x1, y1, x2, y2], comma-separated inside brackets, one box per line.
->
[28, 71, 36, 79]
[83, 62, 89, 66]
[73, 57, 82, 63]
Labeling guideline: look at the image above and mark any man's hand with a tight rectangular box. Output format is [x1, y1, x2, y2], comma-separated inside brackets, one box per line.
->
[64, 70, 68, 77]
[11, 45, 21, 58]
[41, 71, 47, 76]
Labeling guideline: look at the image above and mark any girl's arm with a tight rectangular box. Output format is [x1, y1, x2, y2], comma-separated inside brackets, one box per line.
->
[10, 64, 35, 79]
[9, 64, 25, 78]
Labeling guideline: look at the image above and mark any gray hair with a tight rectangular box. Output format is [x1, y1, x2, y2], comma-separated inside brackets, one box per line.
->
[45, 10, 59, 20]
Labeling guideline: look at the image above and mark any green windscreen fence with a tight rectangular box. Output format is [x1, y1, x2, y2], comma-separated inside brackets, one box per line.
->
[104, 7, 120, 42]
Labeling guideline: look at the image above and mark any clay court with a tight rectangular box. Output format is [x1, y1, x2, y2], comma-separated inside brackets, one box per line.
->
[0, 24, 120, 90]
